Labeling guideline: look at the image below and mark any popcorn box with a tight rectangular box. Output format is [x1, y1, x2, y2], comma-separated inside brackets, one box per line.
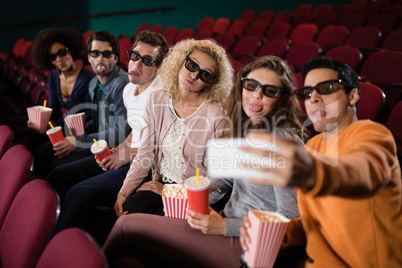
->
[27, 106, 53, 134]
[162, 184, 188, 220]
[64, 112, 85, 136]
[245, 210, 290, 268]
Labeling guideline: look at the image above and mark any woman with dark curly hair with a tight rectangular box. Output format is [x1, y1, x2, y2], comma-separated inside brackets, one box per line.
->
[30, 27, 95, 125]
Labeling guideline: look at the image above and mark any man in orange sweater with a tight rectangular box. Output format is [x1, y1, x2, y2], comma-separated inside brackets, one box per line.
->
[240, 56, 402, 267]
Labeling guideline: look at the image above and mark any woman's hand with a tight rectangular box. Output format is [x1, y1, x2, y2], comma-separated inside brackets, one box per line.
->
[137, 181, 164, 195]
[186, 207, 226, 235]
[239, 216, 251, 252]
[113, 193, 128, 217]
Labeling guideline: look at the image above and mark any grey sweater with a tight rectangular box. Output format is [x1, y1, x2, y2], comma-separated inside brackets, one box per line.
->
[208, 128, 301, 237]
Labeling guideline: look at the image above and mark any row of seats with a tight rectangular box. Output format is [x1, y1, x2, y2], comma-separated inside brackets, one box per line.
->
[0, 126, 107, 268]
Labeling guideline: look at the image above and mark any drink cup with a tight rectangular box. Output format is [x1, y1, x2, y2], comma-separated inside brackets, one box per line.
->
[46, 126, 65, 158]
[64, 112, 85, 136]
[184, 176, 210, 215]
[91, 139, 111, 162]
[244, 210, 290, 268]
[27, 106, 53, 134]
[162, 184, 188, 219]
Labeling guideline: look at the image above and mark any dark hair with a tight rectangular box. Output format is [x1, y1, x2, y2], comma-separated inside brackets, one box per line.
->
[301, 56, 360, 111]
[32, 27, 83, 70]
[224, 56, 305, 140]
[132, 30, 169, 66]
[86, 31, 120, 61]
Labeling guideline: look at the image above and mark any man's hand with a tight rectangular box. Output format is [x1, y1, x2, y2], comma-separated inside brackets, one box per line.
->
[239, 132, 316, 188]
[53, 136, 77, 157]
[96, 146, 134, 171]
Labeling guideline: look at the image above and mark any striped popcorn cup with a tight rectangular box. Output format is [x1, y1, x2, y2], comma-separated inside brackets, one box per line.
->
[64, 112, 85, 136]
[27, 106, 53, 134]
[162, 184, 188, 220]
[245, 210, 290, 268]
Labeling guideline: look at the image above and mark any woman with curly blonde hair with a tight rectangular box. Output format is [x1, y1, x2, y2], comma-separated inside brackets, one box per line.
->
[113, 38, 233, 218]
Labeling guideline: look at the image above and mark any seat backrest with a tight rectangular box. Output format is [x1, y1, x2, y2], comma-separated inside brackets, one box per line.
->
[150, 24, 163, 34]
[386, 101, 402, 151]
[358, 82, 385, 122]
[313, 4, 333, 16]
[292, 12, 314, 27]
[295, 4, 313, 15]
[273, 11, 293, 24]
[196, 17, 214, 33]
[0, 125, 12, 158]
[313, 12, 337, 30]
[316, 25, 349, 51]
[383, 83, 402, 120]
[285, 41, 322, 72]
[0, 179, 59, 268]
[359, 51, 402, 89]
[118, 35, 131, 65]
[345, 27, 382, 51]
[36, 228, 107, 268]
[365, 13, 397, 35]
[245, 21, 268, 37]
[256, 10, 274, 24]
[239, 9, 256, 22]
[381, 29, 402, 52]
[325, 45, 362, 72]
[231, 36, 261, 64]
[214, 33, 235, 54]
[257, 39, 289, 58]
[338, 13, 366, 32]
[133, 22, 150, 39]
[0, 144, 31, 229]
[212, 18, 231, 34]
[288, 23, 318, 45]
[162, 26, 178, 45]
[174, 28, 194, 44]
[194, 30, 213, 40]
[265, 22, 291, 40]
[227, 19, 248, 37]
[335, 4, 355, 21]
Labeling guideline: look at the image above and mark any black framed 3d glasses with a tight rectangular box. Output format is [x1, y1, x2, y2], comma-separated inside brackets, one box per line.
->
[127, 50, 158, 66]
[184, 57, 216, 83]
[88, 50, 114, 58]
[241, 77, 283, 98]
[296, 79, 351, 100]
[49, 48, 69, 62]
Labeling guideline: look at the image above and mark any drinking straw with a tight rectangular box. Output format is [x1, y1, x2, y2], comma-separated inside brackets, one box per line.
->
[196, 168, 200, 183]
[48, 121, 54, 130]
[93, 139, 99, 147]
[43, 100, 47, 107]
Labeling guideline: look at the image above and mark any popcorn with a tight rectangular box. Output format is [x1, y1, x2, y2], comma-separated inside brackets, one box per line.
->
[162, 184, 187, 199]
[245, 210, 290, 268]
[162, 184, 188, 219]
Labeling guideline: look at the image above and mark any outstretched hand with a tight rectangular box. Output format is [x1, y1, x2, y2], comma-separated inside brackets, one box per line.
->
[239, 132, 315, 188]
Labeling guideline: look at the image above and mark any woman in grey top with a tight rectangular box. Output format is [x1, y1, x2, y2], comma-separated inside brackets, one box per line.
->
[102, 56, 305, 267]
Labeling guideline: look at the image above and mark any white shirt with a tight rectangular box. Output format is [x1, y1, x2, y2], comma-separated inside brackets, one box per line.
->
[123, 75, 162, 148]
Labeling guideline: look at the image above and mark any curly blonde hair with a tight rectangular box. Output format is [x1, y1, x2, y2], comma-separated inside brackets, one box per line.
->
[159, 39, 233, 105]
